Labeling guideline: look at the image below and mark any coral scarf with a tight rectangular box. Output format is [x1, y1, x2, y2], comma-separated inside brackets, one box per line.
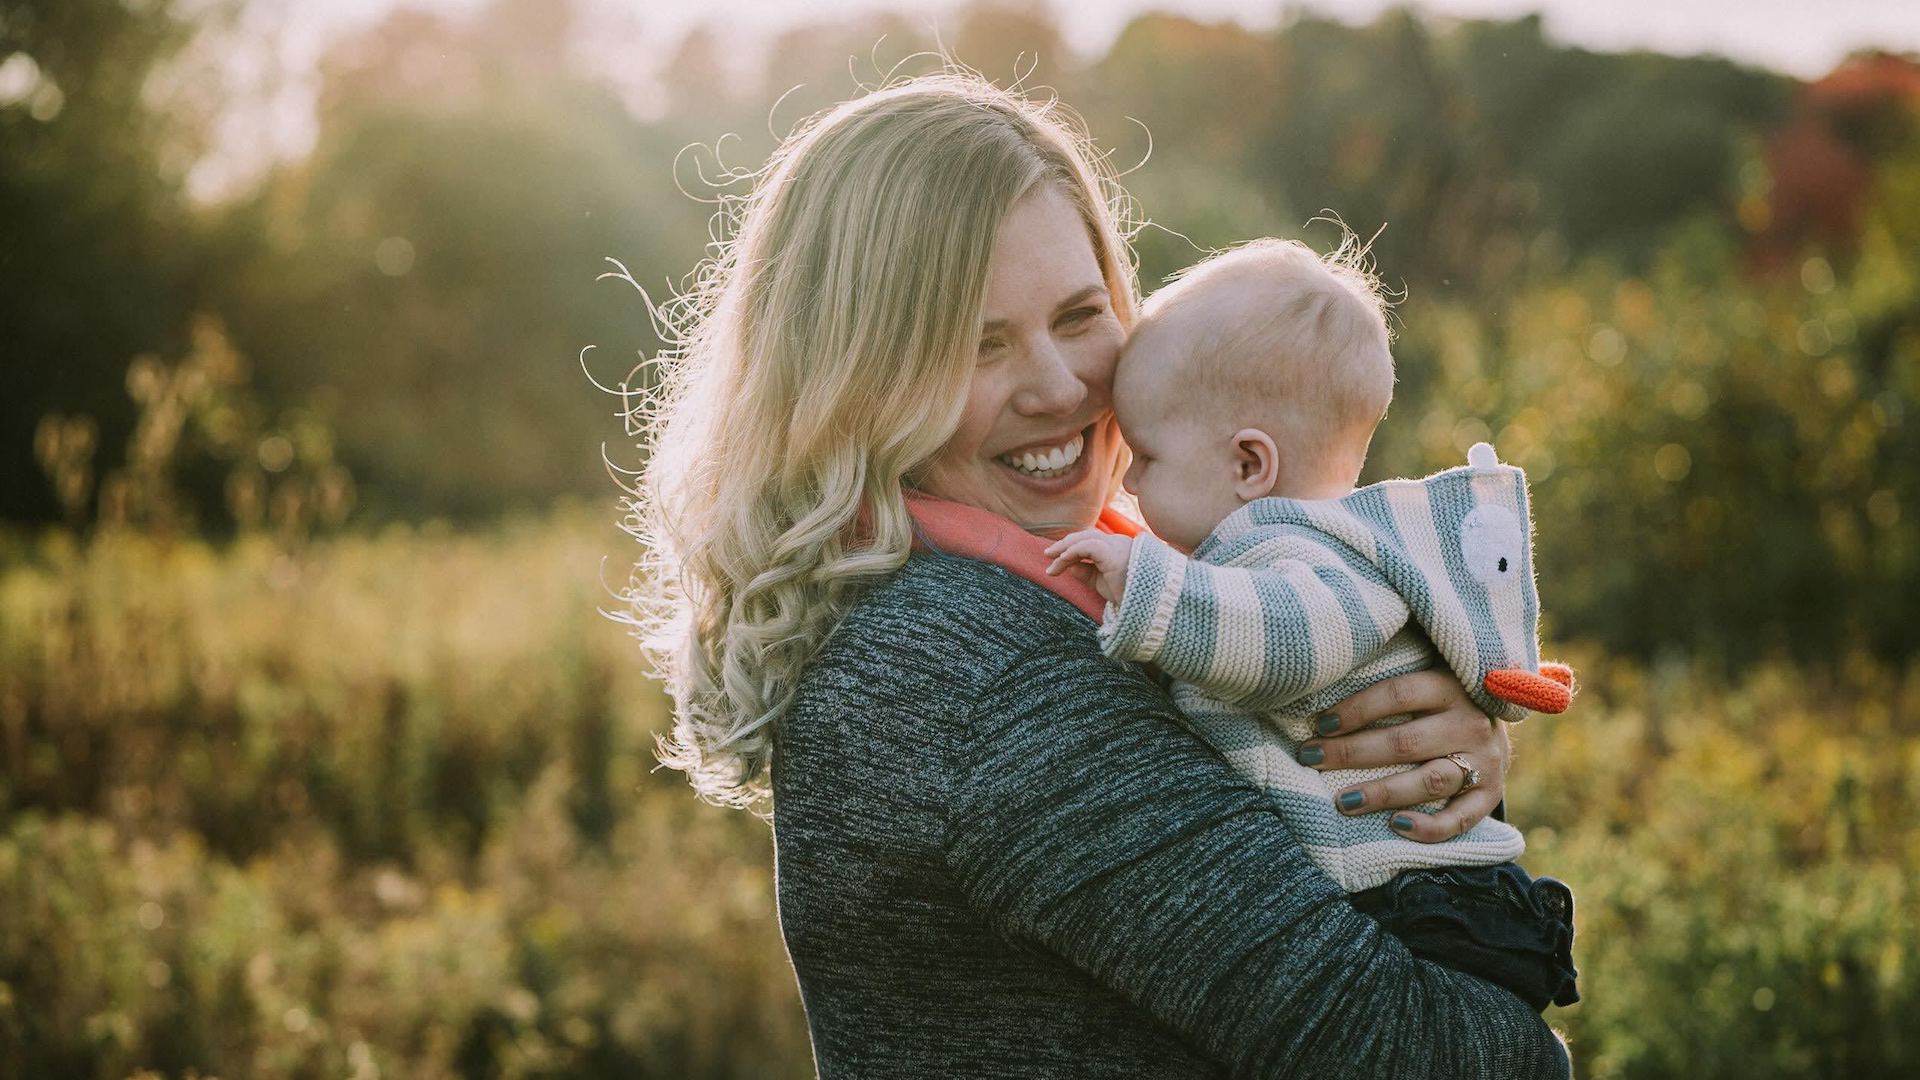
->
[901, 488, 1142, 622]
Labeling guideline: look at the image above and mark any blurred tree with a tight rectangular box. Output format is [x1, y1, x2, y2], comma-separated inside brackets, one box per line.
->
[1753, 52, 1920, 269]
[206, 0, 711, 521]
[758, 13, 937, 135]
[662, 24, 733, 125]
[950, 2, 1074, 95]
[1090, 13, 1278, 167]
[0, 0, 240, 523]
[1247, 12, 1513, 292]
[1520, 51, 1790, 259]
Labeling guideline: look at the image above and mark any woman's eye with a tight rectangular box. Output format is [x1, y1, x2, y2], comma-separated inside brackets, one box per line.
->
[978, 337, 1006, 358]
[1056, 306, 1100, 332]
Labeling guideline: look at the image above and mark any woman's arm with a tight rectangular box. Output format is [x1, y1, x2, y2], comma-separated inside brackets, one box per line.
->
[943, 636, 1568, 1080]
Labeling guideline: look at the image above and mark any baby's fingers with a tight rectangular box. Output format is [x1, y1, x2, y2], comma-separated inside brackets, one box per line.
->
[1042, 529, 1102, 559]
[1044, 539, 1100, 576]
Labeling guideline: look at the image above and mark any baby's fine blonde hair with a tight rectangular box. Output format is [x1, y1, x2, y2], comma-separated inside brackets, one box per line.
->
[612, 73, 1138, 811]
[1130, 234, 1395, 481]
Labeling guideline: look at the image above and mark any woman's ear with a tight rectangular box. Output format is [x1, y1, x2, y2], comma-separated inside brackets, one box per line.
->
[1231, 428, 1279, 501]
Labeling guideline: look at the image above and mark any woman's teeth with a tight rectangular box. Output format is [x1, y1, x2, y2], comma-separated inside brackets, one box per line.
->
[997, 432, 1085, 479]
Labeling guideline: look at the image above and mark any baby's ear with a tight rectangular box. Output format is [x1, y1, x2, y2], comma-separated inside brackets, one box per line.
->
[1231, 428, 1279, 500]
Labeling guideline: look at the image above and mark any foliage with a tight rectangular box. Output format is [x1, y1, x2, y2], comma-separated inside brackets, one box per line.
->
[0, 0, 241, 523]
[0, 516, 1914, 1078]
[1367, 207, 1919, 666]
[31, 315, 353, 544]
[0, 511, 809, 1079]
[203, 5, 712, 522]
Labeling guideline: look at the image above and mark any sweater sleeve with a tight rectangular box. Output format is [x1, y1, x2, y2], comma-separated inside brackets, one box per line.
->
[942, 636, 1569, 1080]
[1097, 529, 1412, 713]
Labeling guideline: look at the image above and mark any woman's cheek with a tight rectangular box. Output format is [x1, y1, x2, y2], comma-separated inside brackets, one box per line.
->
[1084, 317, 1125, 384]
[960, 367, 1011, 454]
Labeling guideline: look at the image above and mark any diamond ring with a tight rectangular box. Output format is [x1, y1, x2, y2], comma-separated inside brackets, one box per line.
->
[1444, 752, 1481, 794]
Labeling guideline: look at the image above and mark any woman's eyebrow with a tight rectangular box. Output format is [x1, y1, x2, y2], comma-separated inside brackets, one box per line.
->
[980, 284, 1109, 333]
[1054, 284, 1109, 312]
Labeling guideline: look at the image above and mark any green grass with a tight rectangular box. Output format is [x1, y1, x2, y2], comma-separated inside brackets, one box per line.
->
[1, 510, 1913, 1078]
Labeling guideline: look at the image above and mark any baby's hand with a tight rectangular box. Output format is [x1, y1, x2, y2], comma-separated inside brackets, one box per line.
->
[1042, 530, 1134, 605]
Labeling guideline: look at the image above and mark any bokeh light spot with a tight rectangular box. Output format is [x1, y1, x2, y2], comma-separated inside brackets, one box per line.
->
[375, 236, 416, 277]
[1665, 379, 1710, 419]
[0, 52, 42, 105]
[1800, 256, 1835, 295]
[1654, 443, 1692, 483]
[1798, 320, 1832, 357]
[1867, 490, 1900, 528]
[1586, 325, 1626, 367]
[1451, 417, 1492, 455]
[258, 434, 295, 473]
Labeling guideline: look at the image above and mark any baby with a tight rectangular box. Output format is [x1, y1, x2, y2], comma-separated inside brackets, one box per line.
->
[1043, 237, 1580, 1011]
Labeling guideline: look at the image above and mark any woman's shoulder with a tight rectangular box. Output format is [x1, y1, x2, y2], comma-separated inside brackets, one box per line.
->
[825, 550, 1097, 666]
[781, 551, 1121, 799]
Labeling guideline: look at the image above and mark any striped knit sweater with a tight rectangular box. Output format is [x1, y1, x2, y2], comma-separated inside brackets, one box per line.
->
[1097, 443, 1558, 893]
[773, 549, 1571, 1077]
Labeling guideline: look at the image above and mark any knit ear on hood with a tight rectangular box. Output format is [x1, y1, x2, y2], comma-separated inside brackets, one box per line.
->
[1333, 441, 1562, 722]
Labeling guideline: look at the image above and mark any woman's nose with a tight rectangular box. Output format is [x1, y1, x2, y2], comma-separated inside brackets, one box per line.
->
[1013, 338, 1089, 416]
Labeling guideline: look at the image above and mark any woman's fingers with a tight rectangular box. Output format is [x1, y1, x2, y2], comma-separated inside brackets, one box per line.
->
[1311, 667, 1514, 841]
[1385, 783, 1505, 843]
[1318, 669, 1463, 735]
[1299, 708, 1489, 771]
[1333, 755, 1477, 814]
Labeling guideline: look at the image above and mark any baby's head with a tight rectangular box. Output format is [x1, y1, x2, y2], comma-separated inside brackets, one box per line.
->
[1116, 236, 1395, 550]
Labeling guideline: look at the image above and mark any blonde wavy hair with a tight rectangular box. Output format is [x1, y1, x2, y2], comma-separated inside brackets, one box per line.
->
[609, 73, 1139, 811]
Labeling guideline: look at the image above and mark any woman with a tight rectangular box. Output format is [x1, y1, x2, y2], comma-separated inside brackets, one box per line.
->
[625, 73, 1569, 1077]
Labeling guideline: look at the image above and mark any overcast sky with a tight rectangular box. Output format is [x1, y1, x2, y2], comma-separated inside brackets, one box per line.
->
[191, 0, 1920, 201]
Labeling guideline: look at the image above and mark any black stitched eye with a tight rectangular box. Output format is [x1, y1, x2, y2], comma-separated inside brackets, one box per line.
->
[1497, 557, 1509, 573]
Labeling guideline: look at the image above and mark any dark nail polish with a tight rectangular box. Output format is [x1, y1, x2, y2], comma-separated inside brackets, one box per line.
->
[1297, 746, 1324, 766]
[1391, 814, 1416, 832]
[1315, 711, 1341, 736]
[1337, 791, 1365, 811]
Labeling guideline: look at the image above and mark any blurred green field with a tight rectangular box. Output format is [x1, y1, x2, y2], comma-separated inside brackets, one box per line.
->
[1, 510, 1914, 1079]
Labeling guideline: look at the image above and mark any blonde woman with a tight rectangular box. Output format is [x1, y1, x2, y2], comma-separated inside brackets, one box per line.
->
[624, 74, 1569, 1077]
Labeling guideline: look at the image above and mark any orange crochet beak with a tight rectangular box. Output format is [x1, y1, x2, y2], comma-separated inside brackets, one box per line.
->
[1484, 662, 1576, 714]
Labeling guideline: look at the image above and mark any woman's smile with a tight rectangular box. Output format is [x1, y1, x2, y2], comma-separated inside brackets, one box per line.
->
[993, 422, 1096, 484]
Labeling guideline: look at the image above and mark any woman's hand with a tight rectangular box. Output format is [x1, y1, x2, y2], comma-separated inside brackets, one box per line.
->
[1298, 668, 1510, 842]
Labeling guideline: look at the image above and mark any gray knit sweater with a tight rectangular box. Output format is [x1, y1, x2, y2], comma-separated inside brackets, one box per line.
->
[771, 551, 1570, 1079]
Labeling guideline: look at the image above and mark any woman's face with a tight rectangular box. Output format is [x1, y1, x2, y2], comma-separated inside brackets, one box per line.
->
[915, 183, 1127, 538]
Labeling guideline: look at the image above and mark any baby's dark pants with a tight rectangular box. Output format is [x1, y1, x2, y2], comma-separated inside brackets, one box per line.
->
[1349, 862, 1580, 1011]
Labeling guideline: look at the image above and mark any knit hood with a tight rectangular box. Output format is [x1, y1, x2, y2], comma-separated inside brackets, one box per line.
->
[1192, 442, 1570, 721]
